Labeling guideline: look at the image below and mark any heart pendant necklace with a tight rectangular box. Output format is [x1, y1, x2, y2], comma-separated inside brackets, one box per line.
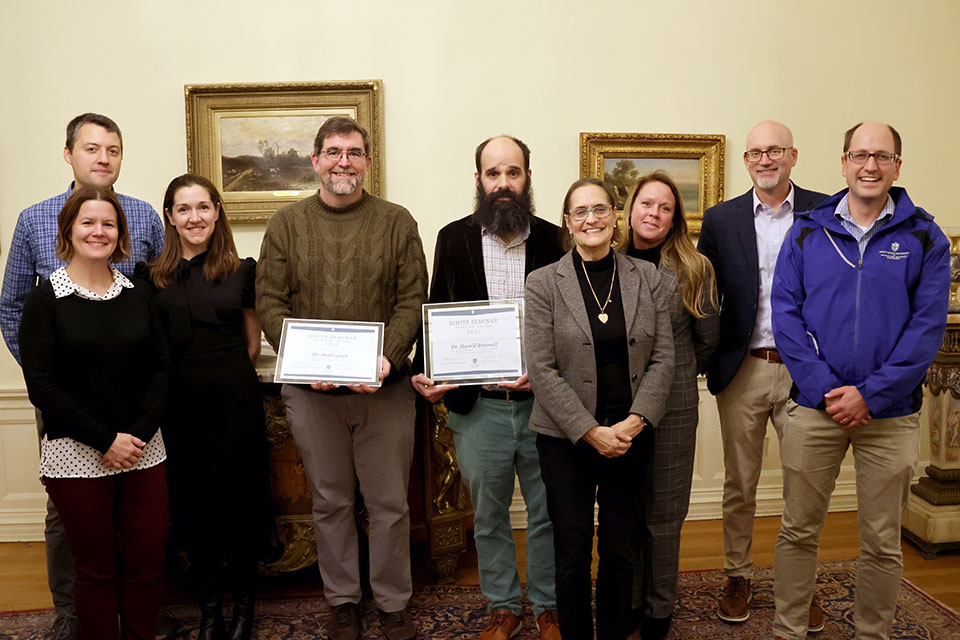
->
[580, 256, 616, 324]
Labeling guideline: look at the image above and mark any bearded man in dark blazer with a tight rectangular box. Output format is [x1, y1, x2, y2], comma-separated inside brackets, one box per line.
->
[697, 121, 828, 630]
[411, 136, 564, 640]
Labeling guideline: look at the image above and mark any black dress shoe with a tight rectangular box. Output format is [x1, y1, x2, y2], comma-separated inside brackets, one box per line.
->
[226, 593, 255, 640]
[642, 614, 673, 640]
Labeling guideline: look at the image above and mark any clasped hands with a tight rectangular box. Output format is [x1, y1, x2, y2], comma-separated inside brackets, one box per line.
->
[101, 433, 146, 470]
[824, 385, 871, 429]
[583, 414, 647, 458]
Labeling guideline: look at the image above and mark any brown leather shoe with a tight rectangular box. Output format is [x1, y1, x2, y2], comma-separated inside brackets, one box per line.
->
[717, 575, 752, 623]
[325, 602, 361, 640]
[808, 592, 825, 633]
[536, 609, 561, 640]
[479, 609, 522, 640]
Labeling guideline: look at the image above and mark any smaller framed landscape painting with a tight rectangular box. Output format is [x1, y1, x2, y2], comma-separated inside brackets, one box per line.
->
[580, 132, 726, 234]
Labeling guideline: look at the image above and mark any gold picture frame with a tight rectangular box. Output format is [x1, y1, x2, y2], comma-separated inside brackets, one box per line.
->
[579, 132, 725, 234]
[185, 81, 384, 224]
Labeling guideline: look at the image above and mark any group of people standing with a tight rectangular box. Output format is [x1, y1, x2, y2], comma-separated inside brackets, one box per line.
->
[2, 112, 948, 640]
[3, 114, 270, 640]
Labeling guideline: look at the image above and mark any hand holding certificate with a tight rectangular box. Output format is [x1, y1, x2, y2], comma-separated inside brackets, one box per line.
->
[422, 300, 525, 385]
[274, 319, 385, 387]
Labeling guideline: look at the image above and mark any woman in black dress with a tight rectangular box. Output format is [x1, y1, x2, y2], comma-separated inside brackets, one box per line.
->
[136, 174, 267, 640]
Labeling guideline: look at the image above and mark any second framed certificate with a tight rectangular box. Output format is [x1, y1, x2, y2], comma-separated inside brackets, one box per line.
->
[422, 300, 525, 385]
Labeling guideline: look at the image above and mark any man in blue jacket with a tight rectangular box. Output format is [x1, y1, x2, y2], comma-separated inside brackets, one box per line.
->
[771, 122, 949, 640]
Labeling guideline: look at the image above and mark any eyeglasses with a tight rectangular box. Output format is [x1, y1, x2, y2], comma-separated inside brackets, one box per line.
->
[844, 150, 900, 166]
[320, 147, 367, 162]
[567, 205, 613, 221]
[743, 147, 792, 162]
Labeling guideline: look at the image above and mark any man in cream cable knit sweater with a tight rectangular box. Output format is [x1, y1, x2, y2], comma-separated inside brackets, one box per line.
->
[257, 116, 427, 640]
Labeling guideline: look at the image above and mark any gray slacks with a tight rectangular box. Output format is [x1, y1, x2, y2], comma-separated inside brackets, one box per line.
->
[282, 381, 415, 612]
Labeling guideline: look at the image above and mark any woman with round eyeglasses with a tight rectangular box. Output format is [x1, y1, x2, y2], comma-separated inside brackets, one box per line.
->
[136, 174, 269, 640]
[524, 177, 674, 639]
[622, 171, 719, 639]
[21, 186, 171, 640]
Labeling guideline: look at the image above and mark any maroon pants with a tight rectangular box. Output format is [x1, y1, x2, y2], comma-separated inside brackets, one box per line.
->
[44, 463, 169, 640]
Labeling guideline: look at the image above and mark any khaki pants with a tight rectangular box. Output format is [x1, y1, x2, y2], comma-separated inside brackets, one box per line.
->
[716, 355, 792, 576]
[773, 402, 919, 640]
[282, 381, 416, 612]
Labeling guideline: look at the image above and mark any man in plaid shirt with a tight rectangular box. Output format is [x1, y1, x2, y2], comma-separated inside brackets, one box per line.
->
[411, 136, 564, 640]
[0, 113, 164, 640]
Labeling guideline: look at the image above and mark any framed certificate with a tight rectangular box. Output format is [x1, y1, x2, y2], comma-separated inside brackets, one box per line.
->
[422, 300, 525, 385]
[274, 319, 384, 385]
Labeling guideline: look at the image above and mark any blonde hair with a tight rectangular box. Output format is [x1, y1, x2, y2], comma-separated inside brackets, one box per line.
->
[622, 171, 717, 317]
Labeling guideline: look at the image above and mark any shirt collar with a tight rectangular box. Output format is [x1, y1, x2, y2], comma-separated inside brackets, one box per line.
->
[834, 193, 896, 228]
[481, 224, 531, 249]
[51, 265, 134, 300]
[752, 183, 795, 217]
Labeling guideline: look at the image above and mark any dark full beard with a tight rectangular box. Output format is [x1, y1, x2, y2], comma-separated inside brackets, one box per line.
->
[473, 180, 536, 238]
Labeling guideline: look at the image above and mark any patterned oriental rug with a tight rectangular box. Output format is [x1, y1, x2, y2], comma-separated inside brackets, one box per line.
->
[1, 560, 958, 639]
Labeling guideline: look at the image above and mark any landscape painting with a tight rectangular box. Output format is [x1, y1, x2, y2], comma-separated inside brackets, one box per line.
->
[579, 132, 726, 233]
[603, 156, 701, 212]
[185, 81, 384, 224]
[218, 113, 332, 193]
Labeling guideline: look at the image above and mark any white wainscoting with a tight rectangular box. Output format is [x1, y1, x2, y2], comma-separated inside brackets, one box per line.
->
[0, 390, 45, 541]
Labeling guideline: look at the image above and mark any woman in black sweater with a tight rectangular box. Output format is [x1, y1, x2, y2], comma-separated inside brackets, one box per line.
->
[20, 186, 170, 640]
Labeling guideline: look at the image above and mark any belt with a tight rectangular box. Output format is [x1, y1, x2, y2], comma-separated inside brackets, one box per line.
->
[749, 348, 783, 364]
[478, 389, 534, 402]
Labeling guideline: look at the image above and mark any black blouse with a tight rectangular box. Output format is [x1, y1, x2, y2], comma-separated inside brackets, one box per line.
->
[572, 249, 632, 424]
[135, 253, 256, 358]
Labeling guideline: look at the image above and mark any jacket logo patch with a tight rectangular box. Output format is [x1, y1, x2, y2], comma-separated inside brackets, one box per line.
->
[879, 241, 910, 261]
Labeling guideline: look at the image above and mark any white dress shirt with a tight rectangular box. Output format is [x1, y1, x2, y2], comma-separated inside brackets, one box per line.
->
[750, 186, 795, 350]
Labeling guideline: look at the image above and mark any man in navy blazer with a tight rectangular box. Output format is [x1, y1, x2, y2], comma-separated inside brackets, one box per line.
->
[697, 121, 828, 629]
[411, 136, 564, 640]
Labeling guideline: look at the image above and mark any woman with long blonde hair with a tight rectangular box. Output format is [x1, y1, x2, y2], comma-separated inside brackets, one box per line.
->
[622, 171, 719, 638]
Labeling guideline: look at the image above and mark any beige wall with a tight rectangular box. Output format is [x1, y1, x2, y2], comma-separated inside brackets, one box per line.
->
[0, 1, 957, 535]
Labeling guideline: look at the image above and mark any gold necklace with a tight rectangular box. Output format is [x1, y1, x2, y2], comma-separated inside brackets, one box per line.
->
[580, 256, 616, 324]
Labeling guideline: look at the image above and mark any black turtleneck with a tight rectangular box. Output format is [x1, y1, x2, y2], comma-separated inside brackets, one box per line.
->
[626, 242, 662, 267]
[572, 249, 632, 424]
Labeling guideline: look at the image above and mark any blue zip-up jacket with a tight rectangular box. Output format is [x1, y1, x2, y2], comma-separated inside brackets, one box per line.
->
[771, 187, 949, 418]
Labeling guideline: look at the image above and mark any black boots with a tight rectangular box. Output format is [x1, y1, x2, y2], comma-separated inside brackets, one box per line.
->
[225, 591, 255, 640]
[198, 593, 225, 640]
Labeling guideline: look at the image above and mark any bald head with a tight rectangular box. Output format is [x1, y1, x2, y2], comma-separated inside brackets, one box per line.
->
[747, 120, 794, 150]
[743, 120, 798, 203]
